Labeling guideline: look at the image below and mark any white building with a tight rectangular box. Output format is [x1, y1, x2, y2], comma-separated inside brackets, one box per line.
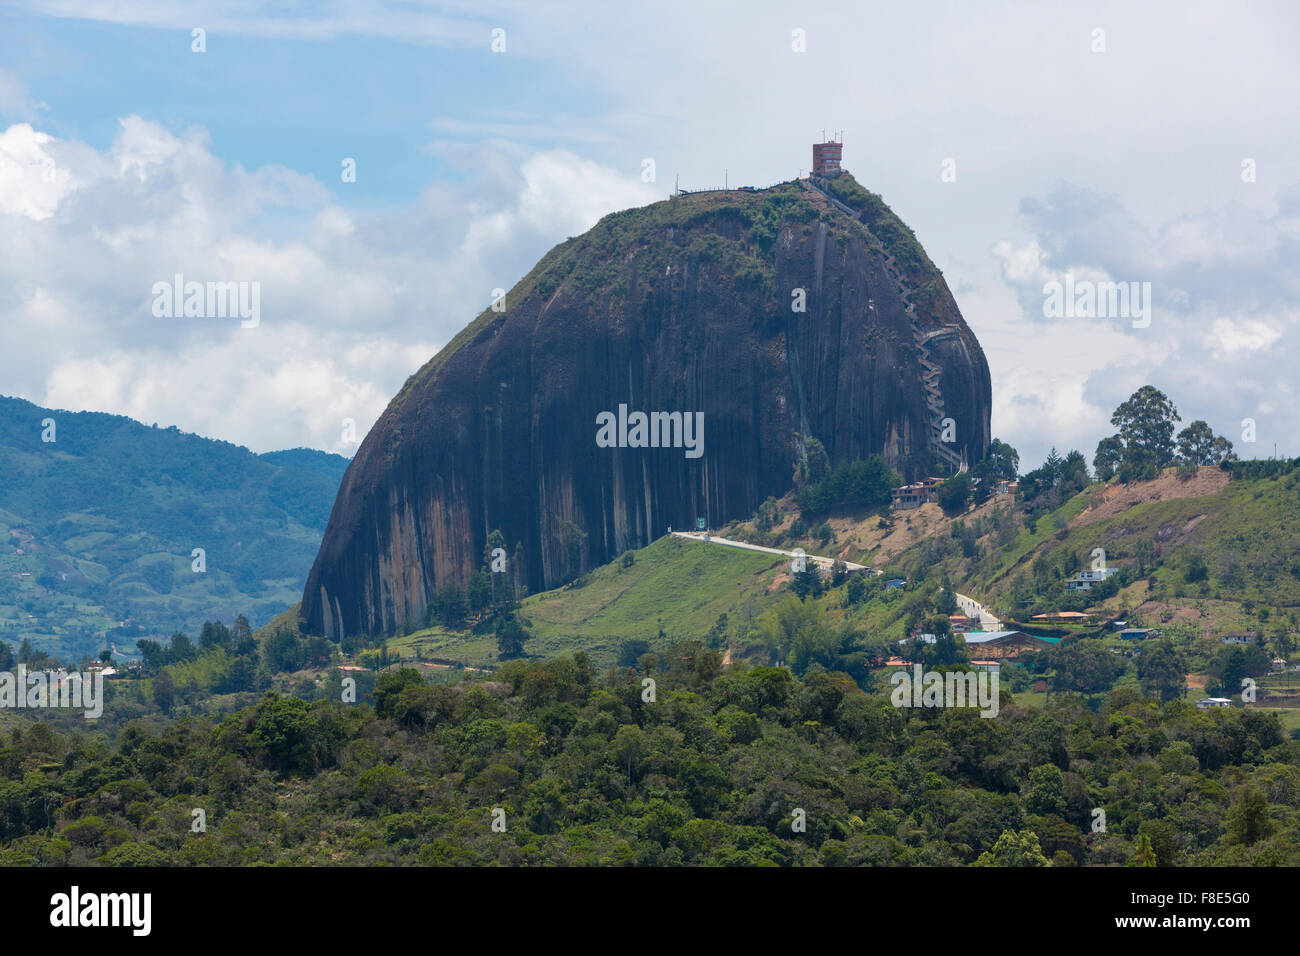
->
[1065, 567, 1119, 591]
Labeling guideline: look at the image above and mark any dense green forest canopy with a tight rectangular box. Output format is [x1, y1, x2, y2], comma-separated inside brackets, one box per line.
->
[0, 648, 1294, 867]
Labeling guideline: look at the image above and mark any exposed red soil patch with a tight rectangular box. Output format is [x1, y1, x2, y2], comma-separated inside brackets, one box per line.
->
[1071, 467, 1230, 528]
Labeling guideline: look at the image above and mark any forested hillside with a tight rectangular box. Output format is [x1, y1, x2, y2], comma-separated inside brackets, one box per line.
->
[0, 652, 1293, 866]
[0, 396, 349, 662]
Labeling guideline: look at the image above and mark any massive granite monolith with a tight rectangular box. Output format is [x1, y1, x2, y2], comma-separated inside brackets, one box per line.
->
[303, 173, 991, 638]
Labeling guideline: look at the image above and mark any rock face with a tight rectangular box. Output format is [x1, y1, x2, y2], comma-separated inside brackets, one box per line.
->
[303, 174, 992, 638]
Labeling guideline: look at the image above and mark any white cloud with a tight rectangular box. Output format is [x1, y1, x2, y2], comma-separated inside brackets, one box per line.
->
[42, 328, 435, 455]
[0, 117, 660, 453]
[6, 1, 1300, 470]
[981, 182, 1300, 469]
[1204, 317, 1283, 359]
[0, 123, 83, 219]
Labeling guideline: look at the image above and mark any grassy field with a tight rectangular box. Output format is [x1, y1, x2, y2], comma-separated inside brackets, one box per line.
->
[390, 534, 787, 670]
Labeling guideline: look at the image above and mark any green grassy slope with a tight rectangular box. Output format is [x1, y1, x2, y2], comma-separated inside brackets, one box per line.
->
[390, 535, 787, 670]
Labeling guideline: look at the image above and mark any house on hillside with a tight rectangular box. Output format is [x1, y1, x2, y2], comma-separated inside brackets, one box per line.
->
[1196, 697, 1233, 709]
[948, 614, 974, 632]
[1219, 633, 1253, 645]
[1119, 627, 1160, 641]
[891, 477, 943, 510]
[1065, 567, 1119, 591]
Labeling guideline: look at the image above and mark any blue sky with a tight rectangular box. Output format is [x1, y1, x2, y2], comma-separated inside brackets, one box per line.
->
[0, 10, 605, 202]
[1, 1, 1298, 470]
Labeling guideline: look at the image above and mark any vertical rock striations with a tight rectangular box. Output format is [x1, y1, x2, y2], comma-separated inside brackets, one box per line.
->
[303, 173, 992, 638]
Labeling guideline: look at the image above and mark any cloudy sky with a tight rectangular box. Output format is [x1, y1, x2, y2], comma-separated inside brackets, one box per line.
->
[1, 1, 1297, 469]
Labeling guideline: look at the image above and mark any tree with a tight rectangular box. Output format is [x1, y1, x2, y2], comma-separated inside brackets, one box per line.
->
[970, 439, 1019, 504]
[1137, 819, 1179, 866]
[433, 581, 467, 628]
[1058, 450, 1089, 492]
[168, 632, 198, 663]
[910, 615, 965, 666]
[495, 614, 530, 660]
[845, 573, 868, 606]
[152, 670, 177, 715]
[1044, 446, 1063, 476]
[1109, 385, 1181, 473]
[373, 668, 426, 720]
[199, 620, 232, 652]
[1136, 638, 1187, 702]
[985, 438, 1020, 481]
[758, 596, 830, 666]
[795, 455, 900, 515]
[973, 829, 1049, 867]
[1130, 832, 1158, 867]
[1024, 764, 1066, 817]
[1183, 551, 1209, 583]
[830, 560, 848, 587]
[1226, 785, 1272, 845]
[1048, 639, 1127, 694]
[483, 529, 506, 569]
[936, 472, 971, 517]
[617, 639, 651, 668]
[793, 436, 831, 488]
[262, 627, 305, 672]
[467, 570, 493, 617]
[1093, 435, 1125, 481]
[1217, 644, 1271, 691]
[612, 725, 648, 782]
[251, 694, 319, 774]
[804, 436, 831, 484]
[934, 578, 958, 616]
[789, 567, 824, 600]
[136, 639, 167, 671]
[1176, 420, 1235, 466]
[558, 519, 587, 579]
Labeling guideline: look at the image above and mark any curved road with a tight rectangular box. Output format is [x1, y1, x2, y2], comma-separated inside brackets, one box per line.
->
[670, 531, 870, 573]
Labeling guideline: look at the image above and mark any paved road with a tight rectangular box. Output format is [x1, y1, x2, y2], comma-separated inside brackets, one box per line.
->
[671, 531, 870, 573]
[953, 591, 1002, 629]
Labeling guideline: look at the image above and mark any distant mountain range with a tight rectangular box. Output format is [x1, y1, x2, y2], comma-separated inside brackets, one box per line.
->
[0, 395, 349, 663]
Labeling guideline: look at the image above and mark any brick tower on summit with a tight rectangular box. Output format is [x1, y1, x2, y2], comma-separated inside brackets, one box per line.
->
[812, 137, 843, 177]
